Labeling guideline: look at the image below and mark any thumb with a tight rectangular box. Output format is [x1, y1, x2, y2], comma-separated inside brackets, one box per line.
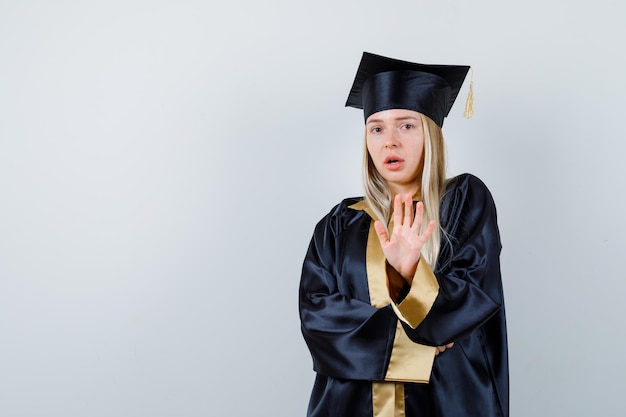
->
[373, 220, 389, 244]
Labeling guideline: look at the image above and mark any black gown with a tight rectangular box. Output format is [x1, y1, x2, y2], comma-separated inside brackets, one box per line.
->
[299, 174, 508, 417]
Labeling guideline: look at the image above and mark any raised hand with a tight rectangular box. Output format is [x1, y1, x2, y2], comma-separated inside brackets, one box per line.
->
[373, 194, 436, 283]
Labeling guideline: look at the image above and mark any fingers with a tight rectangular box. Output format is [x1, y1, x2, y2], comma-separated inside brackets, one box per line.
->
[422, 219, 436, 240]
[393, 194, 419, 228]
[404, 194, 413, 226]
[435, 342, 455, 356]
[390, 195, 436, 240]
[393, 194, 403, 227]
[412, 202, 436, 240]
[373, 220, 389, 245]
[412, 201, 424, 232]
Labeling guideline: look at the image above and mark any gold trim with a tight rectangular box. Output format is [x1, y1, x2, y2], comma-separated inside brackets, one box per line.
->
[365, 220, 391, 308]
[372, 381, 406, 417]
[372, 382, 396, 417]
[363, 212, 436, 384]
[395, 383, 406, 417]
[357, 199, 438, 416]
[392, 260, 439, 329]
[348, 200, 378, 222]
[385, 321, 435, 383]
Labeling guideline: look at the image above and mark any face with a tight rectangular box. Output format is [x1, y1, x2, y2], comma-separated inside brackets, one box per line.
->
[366, 109, 425, 196]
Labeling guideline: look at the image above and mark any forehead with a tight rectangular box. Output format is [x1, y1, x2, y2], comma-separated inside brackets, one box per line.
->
[366, 108, 422, 124]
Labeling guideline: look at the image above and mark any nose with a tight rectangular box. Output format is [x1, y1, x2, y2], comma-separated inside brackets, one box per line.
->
[385, 131, 400, 149]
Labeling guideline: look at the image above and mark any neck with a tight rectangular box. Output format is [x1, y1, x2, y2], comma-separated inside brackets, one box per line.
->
[389, 183, 421, 199]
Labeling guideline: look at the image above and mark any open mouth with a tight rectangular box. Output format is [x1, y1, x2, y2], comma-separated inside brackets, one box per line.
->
[384, 155, 404, 171]
[384, 155, 404, 166]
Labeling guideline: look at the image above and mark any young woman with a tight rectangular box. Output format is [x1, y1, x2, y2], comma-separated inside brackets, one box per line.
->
[299, 52, 508, 417]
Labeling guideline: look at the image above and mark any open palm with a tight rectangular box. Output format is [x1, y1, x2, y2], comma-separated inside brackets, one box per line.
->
[373, 194, 436, 282]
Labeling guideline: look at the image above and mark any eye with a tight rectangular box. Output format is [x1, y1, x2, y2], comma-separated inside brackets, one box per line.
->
[401, 123, 413, 130]
[370, 126, 382, 134]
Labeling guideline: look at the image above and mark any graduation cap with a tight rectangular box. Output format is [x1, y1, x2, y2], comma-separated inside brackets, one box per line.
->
[345, 52, 472, 127]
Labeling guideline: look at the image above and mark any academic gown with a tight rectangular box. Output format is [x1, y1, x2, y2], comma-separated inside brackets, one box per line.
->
[299, 173, 508, 417]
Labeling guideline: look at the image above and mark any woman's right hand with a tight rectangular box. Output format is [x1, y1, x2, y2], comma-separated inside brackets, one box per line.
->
[374, 194, 435, 283]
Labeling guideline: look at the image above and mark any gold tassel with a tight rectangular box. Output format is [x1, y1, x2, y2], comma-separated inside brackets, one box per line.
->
[463, 68, 474, 119]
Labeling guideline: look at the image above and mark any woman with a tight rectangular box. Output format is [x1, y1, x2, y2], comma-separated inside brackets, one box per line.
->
[299, 52, 508, 417]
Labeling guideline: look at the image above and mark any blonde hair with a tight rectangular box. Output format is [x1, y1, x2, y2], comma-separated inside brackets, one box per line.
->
[363, 114, 447, 267]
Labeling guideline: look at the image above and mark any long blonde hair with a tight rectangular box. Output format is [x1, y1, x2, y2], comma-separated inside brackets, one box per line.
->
[362, 114, 447, 267]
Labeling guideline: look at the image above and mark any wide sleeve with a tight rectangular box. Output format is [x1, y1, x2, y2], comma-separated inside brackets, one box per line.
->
[400, 174, 504, 346]
[299, 203, 397, 381]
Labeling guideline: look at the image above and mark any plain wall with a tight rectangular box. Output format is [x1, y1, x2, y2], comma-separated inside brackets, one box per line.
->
[1, 0, 625, 416]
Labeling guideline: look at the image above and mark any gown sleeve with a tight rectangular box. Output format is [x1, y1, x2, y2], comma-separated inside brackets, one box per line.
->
[299, 201, 398, 381]
[399, 174, 504, 346]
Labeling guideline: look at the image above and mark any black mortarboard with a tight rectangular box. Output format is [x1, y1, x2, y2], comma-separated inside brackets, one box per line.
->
[345, 52, 471, 127]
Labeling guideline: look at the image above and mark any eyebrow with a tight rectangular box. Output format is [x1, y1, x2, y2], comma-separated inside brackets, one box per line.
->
[366, 116, 420, 125]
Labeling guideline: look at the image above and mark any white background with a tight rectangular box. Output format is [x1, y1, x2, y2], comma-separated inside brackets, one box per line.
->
[1, 1, 625, 416]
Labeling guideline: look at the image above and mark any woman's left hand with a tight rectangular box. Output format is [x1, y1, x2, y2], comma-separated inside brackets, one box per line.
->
[435, 342, 455, 356]
[374, 194, 436, 283]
